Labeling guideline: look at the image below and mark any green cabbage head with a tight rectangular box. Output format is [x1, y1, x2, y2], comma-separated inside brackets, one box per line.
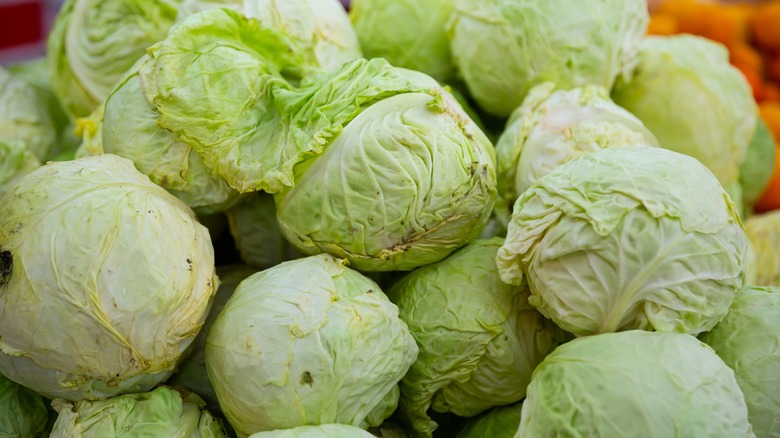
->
[612, 35, 758, 187]
[47, 0, 182, 118]
[388, 238, 564, 436]
[449, 0, 648, 117]
[205, 254, 418, 436]
[0, 66, 58, 160]
[456, 403, 522, 438]
[50, 386, 226, 437]
[350, 0, 455, 82]
[497, 147, 747, 337]
[248, 425, 376, 438]
[0, 155, 217, 401]
[177, 0, 361, 73]
[495, 82, 658, 225]
[0, 373, 50, 437]
[518, 331, 754, 437]
[700, 286, 780, 437]
[273, 59, 497, 271]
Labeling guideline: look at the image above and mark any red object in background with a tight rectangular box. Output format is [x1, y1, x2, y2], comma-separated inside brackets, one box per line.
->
[0, 1, 44, 50]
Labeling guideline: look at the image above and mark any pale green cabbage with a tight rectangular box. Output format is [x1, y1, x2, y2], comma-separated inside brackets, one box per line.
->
[612, 35, 758, 187]
[497, 147, 747, 337]
[50, 386, 226, 437]
[350, 0, 455, 82]
[0, 66, 58, 160]
[0, 373, 50, 437]
[741, 118, 776, 209]
[744, 210, 780, 286]
[700, 286, 780, 438]
[388, 238, 563, 436]
[495, 82, 658, 225]
[225, 194, 301, 268]
[205, 254, 418, 436]
[47, 0, 182, 118]
[449, 0, 648, 117]
[273, 59, 496, 271]
[517, 331, 754, 437]
[456, 403, 522, 438]
[248, 425, 376, 438]
[0, 155, 217, 401]
[177, 0, 361, 72]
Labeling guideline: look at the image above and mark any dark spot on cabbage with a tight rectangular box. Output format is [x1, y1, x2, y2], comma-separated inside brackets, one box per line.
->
[300, 371, 313, 386]
[0, 250, 11, 287]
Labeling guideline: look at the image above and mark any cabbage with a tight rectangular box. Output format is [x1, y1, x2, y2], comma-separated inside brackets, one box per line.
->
[0, 155, 217, 400]
[612, 35, 758, 187]
[497, 147, 747, 337]
[205, 254, 418, 436]
[388, 238, 564, 436]
[273, 59, 496, 271]
[350, 0, 455, 82]
[47, 0, 182, 118]
[518, 331, 754, 437]
[494, 82, 657, 225]
[50, 386, 226, 437]
[449, 0, 648, 117]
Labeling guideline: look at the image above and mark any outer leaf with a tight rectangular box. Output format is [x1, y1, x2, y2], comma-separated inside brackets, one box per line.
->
[178, 0, 361, 72]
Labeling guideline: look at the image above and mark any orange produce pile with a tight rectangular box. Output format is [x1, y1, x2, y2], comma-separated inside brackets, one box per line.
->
[650, 0, 780, 211]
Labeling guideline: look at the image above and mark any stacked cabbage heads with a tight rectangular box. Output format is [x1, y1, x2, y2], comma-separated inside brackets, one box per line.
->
[2, 0, 779, 436]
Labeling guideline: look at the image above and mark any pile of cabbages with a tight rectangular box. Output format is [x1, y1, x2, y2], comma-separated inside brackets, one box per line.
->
[2, 0, 780, 436]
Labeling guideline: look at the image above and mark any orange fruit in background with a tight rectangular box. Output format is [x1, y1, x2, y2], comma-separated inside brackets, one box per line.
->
[755, 147, 780, 212]
[760, 101, 780, 141]
[648, 13, 679, 35]
[763, 83, 780, 102]
[768, 55, 780, 84]
[738, 65, 765, 101]
[750, 2, 780, 51]
[730, 42, 764, 73]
